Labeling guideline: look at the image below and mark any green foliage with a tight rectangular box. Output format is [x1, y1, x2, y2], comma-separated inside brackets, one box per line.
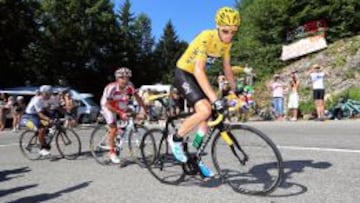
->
[0, 0, 40, 86]
[346, 87, 360, 100]
[333, 55, 347, 67]
[345, 70, 356, 79]
[153, 21, 186, 83]
[299, 86, 312, 98]
[348, 36, 360, 55]
[299, 100, 315, 114]
[324, 87, 360, 110]
[232, 0, 360, 86]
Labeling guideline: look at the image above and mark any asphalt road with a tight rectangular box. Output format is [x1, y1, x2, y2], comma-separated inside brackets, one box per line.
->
[1, 120, 360, 203]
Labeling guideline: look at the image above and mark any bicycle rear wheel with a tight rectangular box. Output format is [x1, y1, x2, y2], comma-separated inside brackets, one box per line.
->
[212, 124, 283, 195]
[56, 128, 82, 160]
[89, 124, 111, 165]
[141, 128, 185, 185]
[19, 130, 41, 160]
[127, 124, 148, 167]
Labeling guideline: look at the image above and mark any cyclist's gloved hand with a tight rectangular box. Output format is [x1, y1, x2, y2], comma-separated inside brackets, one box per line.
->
[47, 118, 54, 126]
[213, 99, 227, 114]
[118, 111, 128, 121]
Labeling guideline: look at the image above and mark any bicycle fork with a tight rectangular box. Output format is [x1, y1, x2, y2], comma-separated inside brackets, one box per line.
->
[220, 131, 248, 165]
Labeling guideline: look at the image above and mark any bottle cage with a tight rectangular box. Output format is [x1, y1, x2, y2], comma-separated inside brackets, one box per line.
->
[117, 120, 128, 128]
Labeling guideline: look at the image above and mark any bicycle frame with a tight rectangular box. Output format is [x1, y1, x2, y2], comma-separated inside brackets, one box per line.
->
[161, 104, 247, 175]
[341, 100, 360, 117]
[193, 110, 248, 164]
[37, 118, 65, 146]
[96, 117, 136, 151]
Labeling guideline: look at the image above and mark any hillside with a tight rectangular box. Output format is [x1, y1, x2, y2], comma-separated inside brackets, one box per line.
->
[254, 35, 360, 113]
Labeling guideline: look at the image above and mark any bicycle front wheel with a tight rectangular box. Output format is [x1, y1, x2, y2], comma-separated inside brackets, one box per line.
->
[141, 128, 185, 185]
[212, 124, 283, 195]
[128, 124, 148, 167]
[19, 130, 41, 160]
[56, 128, 82, 160]
[89, 124, 111, 165]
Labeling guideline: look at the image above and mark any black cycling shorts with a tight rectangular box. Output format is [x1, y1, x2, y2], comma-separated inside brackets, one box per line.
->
[174, 68, 206, 106]
[313, 89, 325, 100]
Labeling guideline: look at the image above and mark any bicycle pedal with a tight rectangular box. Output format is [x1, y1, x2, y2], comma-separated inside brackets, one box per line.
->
[119, 160, 128, 168]
[201, 176, 212, 182]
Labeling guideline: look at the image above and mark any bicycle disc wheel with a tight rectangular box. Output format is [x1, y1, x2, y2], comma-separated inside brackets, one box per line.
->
[212, 124, 283, 195]
[19, 130, 41, 160]
[89, 124, 112, 165]
[56, 128, 82, 160]
[141, 128, 185, 185]
[128, 124, 148, 167]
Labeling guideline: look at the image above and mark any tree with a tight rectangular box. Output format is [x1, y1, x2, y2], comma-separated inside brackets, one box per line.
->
[22, 0, 117, 91]
[133, 13, 155, 85]
[153, 21, 186, 83]
[0, 0, 40, 87]
[231, 0, 360, 80]
[115, 0, 137, 67]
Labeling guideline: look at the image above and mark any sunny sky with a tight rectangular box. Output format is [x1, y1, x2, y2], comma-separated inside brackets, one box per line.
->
[112, 0, 239, 42]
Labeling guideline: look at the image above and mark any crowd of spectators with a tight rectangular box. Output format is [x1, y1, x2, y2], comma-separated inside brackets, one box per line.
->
[0, 88, 78, 132]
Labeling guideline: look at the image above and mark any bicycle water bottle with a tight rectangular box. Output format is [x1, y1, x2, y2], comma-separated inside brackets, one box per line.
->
[116, 120, 127, 135]
[46, 126, 56, 144]
[192, 131, 205, 149]
[116, 124, 123, 142]
[122, 119, 133, 139]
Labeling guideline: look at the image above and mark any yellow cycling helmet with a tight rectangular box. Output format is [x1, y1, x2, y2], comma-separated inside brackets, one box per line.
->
[215, 7, 241, 26]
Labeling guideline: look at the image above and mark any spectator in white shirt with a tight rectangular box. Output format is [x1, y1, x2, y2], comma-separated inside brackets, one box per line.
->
[308, 64, 327, 121]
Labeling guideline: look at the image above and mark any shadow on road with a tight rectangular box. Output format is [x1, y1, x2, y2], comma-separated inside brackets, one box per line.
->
[7, 181, 92, 203]
[0, 166, 31, 182]
[268, 159, 332, 197]
[0, 166, 35, 198]
[0, 184, 38, 198]
[172, 159, 332, 197]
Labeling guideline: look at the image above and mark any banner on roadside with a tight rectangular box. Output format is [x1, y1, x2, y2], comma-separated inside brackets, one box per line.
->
[280, 34, 328, 61]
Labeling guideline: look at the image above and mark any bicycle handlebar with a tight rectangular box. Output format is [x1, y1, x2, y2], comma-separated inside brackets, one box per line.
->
[148, 93, 170, 102]
[207, 95, 242, 127]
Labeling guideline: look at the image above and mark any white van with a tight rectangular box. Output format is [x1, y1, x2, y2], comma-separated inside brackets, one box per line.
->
[63, 89, 100, 123]
[0, 86, 100, 124]
[139, 84, 172, 95]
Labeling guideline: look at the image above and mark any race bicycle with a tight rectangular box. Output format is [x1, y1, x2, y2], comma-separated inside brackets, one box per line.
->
[89, 112, 148, 166]
[19, 117, 82, 160]
[140, 101, 283, 195]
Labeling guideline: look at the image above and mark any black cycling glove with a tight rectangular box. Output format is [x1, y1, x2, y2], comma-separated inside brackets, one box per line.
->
[213, 99, 227, 114]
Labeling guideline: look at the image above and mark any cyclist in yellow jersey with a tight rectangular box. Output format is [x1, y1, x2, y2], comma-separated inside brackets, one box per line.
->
[169, 7, 240, 178]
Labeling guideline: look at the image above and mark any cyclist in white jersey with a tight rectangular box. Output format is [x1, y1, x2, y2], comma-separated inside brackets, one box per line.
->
[21, 85, 53, 156]
[100, 67, 147, 164]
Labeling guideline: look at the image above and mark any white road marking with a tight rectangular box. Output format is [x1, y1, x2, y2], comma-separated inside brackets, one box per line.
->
[2, 142, 360, 154]
[0, 143, 19, 148]
[278, 145, 360, 153]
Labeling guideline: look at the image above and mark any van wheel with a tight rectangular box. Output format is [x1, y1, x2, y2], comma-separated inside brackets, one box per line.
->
[79, 114, 91, 124]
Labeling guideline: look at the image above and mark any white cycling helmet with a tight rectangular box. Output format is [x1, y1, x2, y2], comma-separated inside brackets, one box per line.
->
[39, 85, 53, 94]
[115, 67, 132, 78]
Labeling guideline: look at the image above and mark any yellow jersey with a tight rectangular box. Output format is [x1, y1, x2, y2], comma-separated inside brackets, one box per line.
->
[176, 29, 232, 73]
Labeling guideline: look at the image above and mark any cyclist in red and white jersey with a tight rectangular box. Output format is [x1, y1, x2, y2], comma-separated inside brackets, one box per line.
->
[100, 67, 147, 164]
